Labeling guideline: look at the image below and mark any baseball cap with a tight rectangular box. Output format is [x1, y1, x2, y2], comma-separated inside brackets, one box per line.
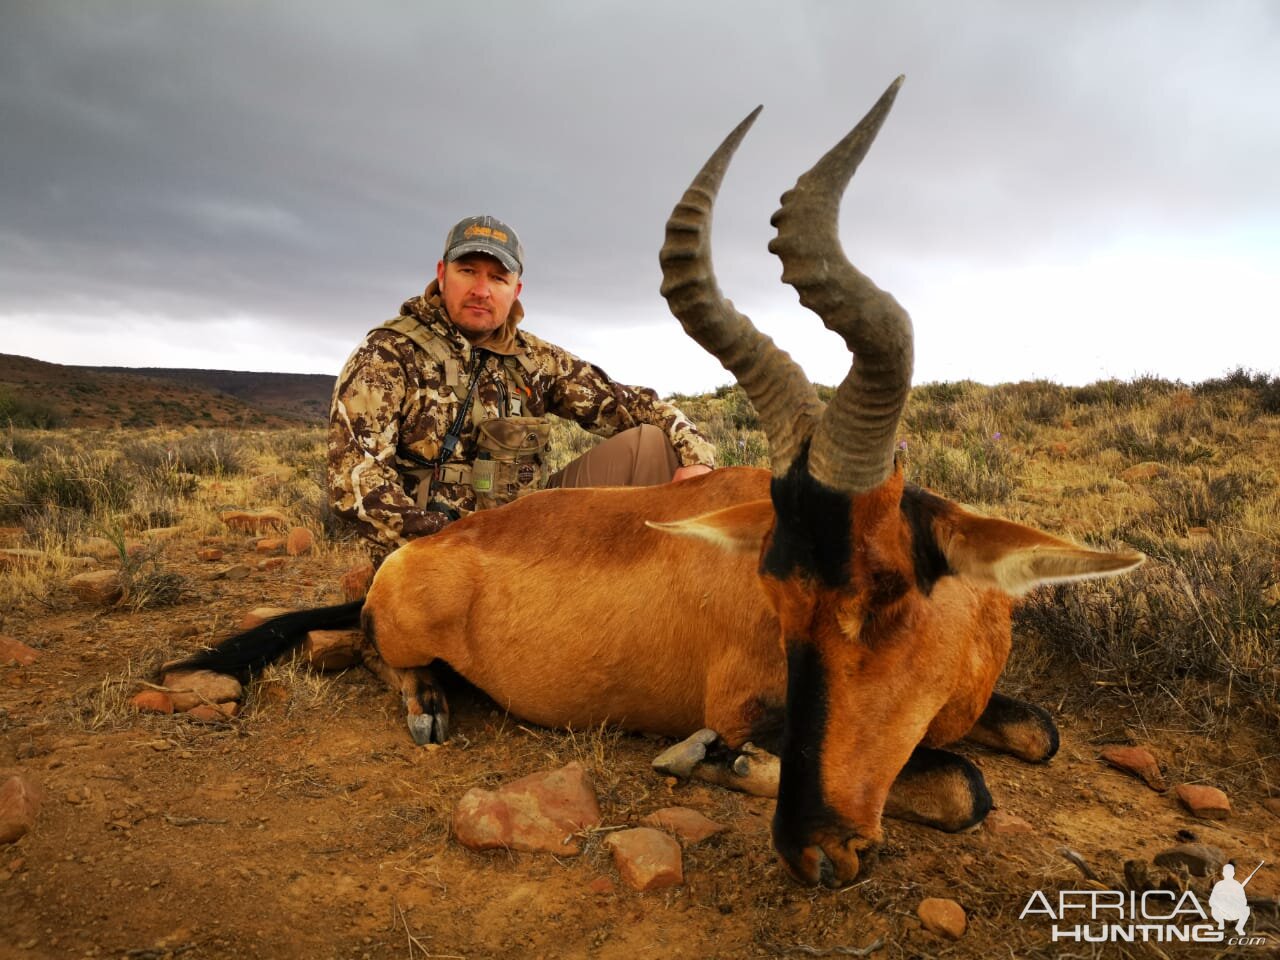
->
[442, 215, 524, 275]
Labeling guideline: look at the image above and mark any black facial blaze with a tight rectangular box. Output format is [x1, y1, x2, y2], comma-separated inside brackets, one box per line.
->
[899, 484, 952, 595]
[772, 640, 838, 859]
[763, 442, 852, 588]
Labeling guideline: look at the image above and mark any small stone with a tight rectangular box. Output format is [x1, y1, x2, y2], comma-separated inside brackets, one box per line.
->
[1100, 745, 1168, 792]
[1153, 843, 1226, 878]
[285, 527, 314, 556]
[0, 549, 49, 570]
[185, 702, 239, 723]
[603, 828, 684, 891]
[640, 807, 727, 843]
[0, 773, 44, 845]
[452, 762, 601, 856]
[918, 897, 967, 940]
[255, 538, 284, 554]
[1120, 462, 1164, 482]
[983, 809, 1034, 835]
[304, 630, 362, 671]
[588, 876, 616, 895]
[130, 691, 174, 715]
[220, 509, 288, 533]
[257, 557, 287, 571]
[0, 635, 40, 667]
[339, 561, 375, 601]
[196, 548, 224, 562]
[219, 563, 252, 581]
[1176, 784, 1231, 819]
[141, 526, 183, 541]
[162, 670, 243, 711]
[238, 606, 294, 630]
[69, 570, 124, 605]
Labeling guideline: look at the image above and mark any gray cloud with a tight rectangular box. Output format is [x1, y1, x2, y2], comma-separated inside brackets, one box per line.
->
[2, 0, 1277, 389]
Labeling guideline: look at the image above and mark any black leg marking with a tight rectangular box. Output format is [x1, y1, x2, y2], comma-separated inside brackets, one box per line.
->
[966, 692, 1059, 763]
[884, 746, 992, 833]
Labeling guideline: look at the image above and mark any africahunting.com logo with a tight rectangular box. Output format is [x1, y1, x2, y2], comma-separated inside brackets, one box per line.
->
[1020, 862, 1269, 946]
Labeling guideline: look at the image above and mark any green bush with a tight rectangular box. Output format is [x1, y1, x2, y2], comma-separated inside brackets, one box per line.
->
[0, 386, 65, 429]
[0, 449, 135, 522]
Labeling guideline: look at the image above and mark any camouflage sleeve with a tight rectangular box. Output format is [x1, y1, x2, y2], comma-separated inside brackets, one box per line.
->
[328, 333, 451, 554]
[533, 337, 716, 468]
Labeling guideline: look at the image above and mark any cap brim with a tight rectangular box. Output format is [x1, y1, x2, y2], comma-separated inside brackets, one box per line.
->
[444, 241, 521, 274]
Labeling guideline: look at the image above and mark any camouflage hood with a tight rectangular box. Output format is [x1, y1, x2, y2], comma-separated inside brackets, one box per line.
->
[399, 280, 526, 357]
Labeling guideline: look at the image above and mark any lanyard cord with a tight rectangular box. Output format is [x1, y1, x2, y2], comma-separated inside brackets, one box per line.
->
[399, 348, 490, 471]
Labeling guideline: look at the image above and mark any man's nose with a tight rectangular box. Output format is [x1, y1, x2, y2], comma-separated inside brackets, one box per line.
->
[471, 275, 491, 297]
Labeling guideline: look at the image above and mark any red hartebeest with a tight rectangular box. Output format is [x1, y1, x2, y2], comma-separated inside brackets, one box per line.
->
[165, 78, 1142, 887]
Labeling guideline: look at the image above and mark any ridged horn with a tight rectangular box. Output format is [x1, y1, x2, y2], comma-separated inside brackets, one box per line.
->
[660, 107, 826, 475]
[768, 76, 914, 493]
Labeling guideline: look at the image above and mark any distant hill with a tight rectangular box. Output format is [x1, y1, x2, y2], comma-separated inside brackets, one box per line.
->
[0, 354, 332, 429]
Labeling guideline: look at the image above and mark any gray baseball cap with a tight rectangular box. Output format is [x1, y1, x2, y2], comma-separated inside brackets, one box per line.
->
[442, 215, 524, 275]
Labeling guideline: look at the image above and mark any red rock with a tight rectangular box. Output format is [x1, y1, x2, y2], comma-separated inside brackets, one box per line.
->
[452, 762, 601, 856]
[186, 702, 239, 723]
[603, 828, 683, 891]
[1100, 745, 1168, 792]
[0, 549, 47, 570]
[640, 807, 727, 843]
[141, 526, 183, 541]
[1120, 462, 1163, 482]
[196, 548, 224, 562]
[238, 606, 294, 630]
[255, 538, 284, 554]
[339, 561, 374, 601]
[69, 570, 123, 605]
[0, 635, 39, 667]
[285, 527, 314, 556]
[130, 691, 174, 715]
[0, 773, 43, 844]
[1176, 783, 1231, 819]
[257, 557, 287, 571]
[220, 509, 288, 533]
[0, 526, 24, 543]
[983, 809, 1034, 836]
[162, 670, 243, 711]
[918, 898, 966, 939]
[588, 876, 616, 895]
[304, 630, 362, 671]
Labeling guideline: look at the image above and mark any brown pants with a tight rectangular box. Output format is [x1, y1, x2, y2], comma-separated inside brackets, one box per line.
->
[544, 424, 680, 489]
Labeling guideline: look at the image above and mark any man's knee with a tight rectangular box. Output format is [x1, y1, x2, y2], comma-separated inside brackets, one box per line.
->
[548, 425, 679, 489]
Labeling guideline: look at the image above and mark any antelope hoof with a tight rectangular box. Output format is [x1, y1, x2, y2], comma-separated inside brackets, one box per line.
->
[781, 837, 871, 889]
[652, 728, 720, 778]
[404, 694, 449, 746]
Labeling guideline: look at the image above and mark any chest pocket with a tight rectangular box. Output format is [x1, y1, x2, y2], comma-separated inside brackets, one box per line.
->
[472, 416, 552, 511]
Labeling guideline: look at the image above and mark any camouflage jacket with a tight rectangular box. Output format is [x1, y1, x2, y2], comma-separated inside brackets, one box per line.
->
[328, 281, 715, 556]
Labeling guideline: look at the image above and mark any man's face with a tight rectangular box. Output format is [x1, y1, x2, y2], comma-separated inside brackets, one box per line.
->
[436, 254, 522, 343]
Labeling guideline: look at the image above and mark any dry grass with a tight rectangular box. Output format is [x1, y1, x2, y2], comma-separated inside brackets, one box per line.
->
[3, 371, 1278, 741]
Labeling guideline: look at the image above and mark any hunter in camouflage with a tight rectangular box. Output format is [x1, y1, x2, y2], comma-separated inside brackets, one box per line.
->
[329, 215, 715, 563]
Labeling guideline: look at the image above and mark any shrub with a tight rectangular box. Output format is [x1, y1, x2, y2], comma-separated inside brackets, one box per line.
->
[905, 432, 1023, 504]
[0, 386, 65, 429]
[0, 449, 134, 522]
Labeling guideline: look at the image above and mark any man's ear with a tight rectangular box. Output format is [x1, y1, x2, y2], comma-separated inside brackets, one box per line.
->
[646, 499, 773, 553]
[436, 259, 446, 287]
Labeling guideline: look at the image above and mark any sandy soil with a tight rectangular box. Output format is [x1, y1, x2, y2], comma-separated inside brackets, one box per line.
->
[2, 537, 1277, 960]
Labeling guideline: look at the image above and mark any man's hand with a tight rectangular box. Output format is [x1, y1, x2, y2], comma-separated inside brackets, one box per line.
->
[672, 464, 713, 483]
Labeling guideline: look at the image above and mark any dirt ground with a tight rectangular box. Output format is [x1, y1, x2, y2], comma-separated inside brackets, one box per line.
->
[2, 536, 1278, 960]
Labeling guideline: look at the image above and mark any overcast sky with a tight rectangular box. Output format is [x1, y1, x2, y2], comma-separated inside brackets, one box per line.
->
[2, 1, 1277, 395]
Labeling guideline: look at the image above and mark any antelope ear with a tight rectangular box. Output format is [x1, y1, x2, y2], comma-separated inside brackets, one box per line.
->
[938, 511, 1145, 597]
[646, 499, 774, 553]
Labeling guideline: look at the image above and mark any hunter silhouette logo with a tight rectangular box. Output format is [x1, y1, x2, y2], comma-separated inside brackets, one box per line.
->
[1210, 862, 1264, 936]
[1019, 860, 1269, 946]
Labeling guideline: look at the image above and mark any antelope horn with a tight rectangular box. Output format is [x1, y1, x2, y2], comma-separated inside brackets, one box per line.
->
[768, 76, 914, 493]
[660, 107, 826, 475]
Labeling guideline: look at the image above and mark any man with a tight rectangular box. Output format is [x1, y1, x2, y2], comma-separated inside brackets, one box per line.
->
[329, 215, 715, 564]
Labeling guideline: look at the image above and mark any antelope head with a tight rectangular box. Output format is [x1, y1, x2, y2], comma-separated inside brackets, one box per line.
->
[655, 78, 1143, 887]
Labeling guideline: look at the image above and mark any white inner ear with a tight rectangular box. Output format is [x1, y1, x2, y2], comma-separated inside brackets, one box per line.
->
[645, 517, 761, 553]
[984, 547, 1146, 597]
